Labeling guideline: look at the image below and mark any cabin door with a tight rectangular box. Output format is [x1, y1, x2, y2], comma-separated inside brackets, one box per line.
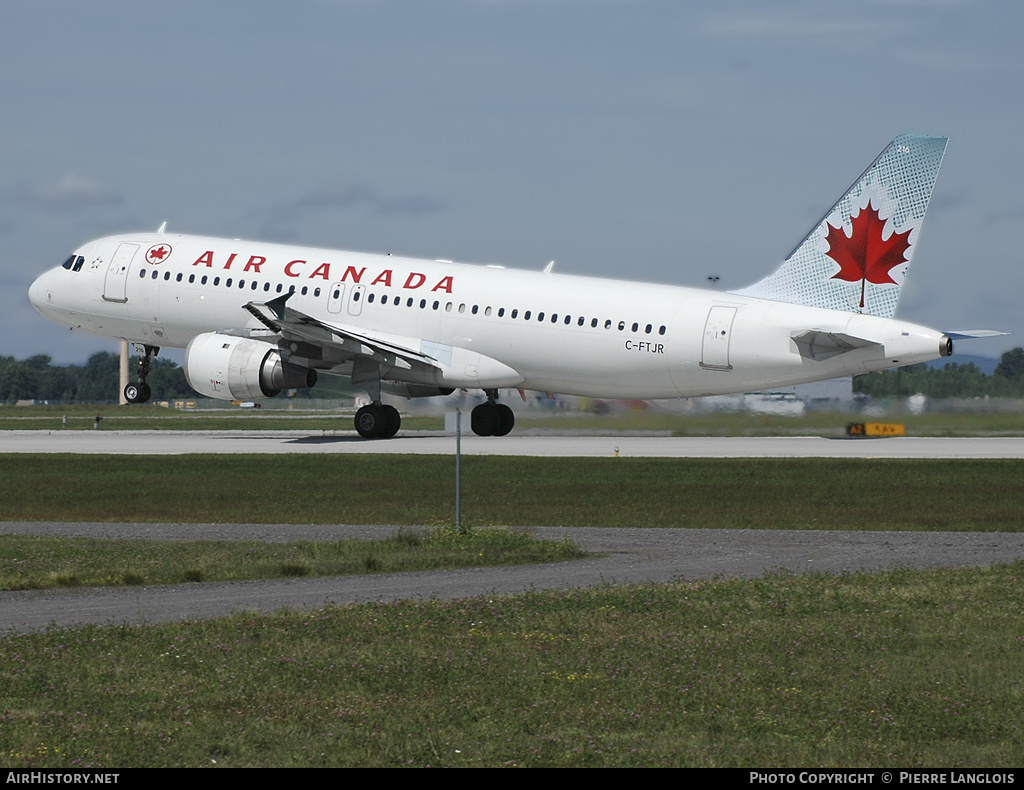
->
[700, 306, 736, 370]
[103, 243, 138, 303]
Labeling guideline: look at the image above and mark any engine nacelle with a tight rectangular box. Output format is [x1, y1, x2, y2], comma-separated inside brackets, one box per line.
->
[184, 333, 316, 400]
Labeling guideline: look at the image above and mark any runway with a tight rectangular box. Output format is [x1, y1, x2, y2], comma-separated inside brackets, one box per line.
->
[4, 523, 1024, 634]
[3, 430, 1024, 457]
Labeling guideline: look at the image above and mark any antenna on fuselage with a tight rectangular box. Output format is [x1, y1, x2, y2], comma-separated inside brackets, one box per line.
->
[543, 261, 555, 274]
[156, 221, 167, 234]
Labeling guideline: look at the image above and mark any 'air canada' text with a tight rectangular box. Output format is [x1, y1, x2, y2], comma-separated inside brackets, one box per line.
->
[190, 251, 455, 293]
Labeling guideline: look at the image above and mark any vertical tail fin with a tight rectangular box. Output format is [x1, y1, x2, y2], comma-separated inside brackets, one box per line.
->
[731, 134, 948, 318]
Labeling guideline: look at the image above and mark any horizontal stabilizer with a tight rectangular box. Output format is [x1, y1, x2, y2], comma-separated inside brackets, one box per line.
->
[791, 329, 879, 361]
[942, 329, 1010, 340]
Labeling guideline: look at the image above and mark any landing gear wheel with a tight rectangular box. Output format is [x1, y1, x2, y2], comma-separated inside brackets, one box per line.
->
[494, 403, 515, 436]
[354, 404, 386, 439]
[381, 405, 401, 439]
[124, 382, 151, 404]
[471, 403, 498, 436]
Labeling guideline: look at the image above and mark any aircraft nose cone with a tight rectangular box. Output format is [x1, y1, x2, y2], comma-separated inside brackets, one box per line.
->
[29, 271, 58, 318]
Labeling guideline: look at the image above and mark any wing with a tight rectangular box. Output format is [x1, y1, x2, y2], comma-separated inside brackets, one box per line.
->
[243, 292, 523, 392]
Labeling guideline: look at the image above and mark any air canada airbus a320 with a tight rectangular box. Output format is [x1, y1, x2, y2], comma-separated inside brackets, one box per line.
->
[29, 135, 1000, 438]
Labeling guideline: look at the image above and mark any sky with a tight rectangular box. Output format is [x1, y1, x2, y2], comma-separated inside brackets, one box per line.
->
[4, 0, 1022, 365]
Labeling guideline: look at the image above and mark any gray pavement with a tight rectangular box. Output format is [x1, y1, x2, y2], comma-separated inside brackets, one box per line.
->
[3, 522, 1023, 634]
[3, 430, 1024, 457]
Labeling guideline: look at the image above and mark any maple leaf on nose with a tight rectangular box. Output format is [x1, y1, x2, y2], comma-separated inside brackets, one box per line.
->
[825, 200, 911, 286]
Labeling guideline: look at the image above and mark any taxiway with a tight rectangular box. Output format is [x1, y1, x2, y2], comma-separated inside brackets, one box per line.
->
[3, 430, 1023, 457]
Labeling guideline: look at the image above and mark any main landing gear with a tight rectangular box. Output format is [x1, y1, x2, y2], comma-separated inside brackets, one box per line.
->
[470, 390, 515, 437]
[124, 345, 159, 404]
[354, 403, 401, 439]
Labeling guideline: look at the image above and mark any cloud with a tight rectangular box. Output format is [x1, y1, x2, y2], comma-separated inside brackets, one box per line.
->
[290, 184, 443, 217]
[700, 12, 890, 44]
[4, 174, 124, 213]
[251, 180, 444, 241]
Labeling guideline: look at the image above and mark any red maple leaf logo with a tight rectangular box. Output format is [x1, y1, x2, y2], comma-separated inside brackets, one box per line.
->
[145, 244, 171, 264]
[825, 200, 911, 308]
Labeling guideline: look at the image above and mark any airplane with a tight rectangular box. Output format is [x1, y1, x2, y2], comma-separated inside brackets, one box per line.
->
[28, 135, 1002, 438]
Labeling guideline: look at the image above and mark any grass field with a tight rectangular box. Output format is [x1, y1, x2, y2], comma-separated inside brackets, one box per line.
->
[3, 445, 1021, 767]
[1, 454, 1021, 531]
[0, 529, 584, 591]
[3, 563, 1021, 767]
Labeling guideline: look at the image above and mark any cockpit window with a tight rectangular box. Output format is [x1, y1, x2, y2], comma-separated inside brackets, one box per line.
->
[60, 255, 85, 271]
[61, 255, 74, 270]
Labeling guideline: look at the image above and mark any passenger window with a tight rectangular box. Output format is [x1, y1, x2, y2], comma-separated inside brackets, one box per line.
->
[176, 273, 183, 282]
[139, 270, 146, 278]
[302, 286, 309, 296]
[618, 321, 625, 331]
[314, 288, 321, 297]
[645, 324, 652, 334]
[511, 309, 518, 318]
[577, 317, 584, 326]
[631, 322, 638, 332]
[407, 298, 413, 307]
[659, 326, 666, 335]
[201, 275, 208, 285]
[591, 318, 598, 328]
[538, 312, 544, 321]
[485, 306, 492, 316]
[498, 308, 505, 317]
[472, 305, 478, 314]
[459, 304, 465, 313]
[433, 300, 439, 310]
[152, 271, 158, 280]
[276, 284, 283, 293]
[604, 320, 612, 329]
[226, 278, 233, 287]
[189, 274, 196, 284]
[368, 293, 375, 303]
[524, 311, 532, 320]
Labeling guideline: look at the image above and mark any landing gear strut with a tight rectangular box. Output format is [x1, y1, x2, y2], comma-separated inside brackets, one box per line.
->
[124, 345, 159, 404]
[471, 390, 515, 437]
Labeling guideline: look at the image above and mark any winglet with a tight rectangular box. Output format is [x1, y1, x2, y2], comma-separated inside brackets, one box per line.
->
[265, 291, 293, 321]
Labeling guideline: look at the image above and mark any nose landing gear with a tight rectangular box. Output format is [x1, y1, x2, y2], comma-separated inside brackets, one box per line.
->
[123, 345, 159, 404]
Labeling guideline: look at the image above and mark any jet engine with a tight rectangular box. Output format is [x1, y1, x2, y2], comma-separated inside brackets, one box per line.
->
[184, 333, 316, 400]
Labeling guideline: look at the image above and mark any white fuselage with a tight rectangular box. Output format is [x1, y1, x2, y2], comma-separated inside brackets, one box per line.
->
[29, 232, 950, 399]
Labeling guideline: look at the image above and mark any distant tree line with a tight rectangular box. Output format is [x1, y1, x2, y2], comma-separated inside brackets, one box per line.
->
[854, 348, 1024, 399]
[0, 353, 191, 404]
[4, 347, 1024, 404]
